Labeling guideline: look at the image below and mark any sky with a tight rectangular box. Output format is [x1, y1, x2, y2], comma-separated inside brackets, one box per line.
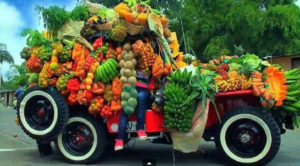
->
[0, 0, 300, 78]
[0, 0, 77, 79]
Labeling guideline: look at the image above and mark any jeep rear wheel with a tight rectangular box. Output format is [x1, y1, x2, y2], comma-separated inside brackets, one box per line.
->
[215, 107, 280, 165]
[56, 112, 106, 164]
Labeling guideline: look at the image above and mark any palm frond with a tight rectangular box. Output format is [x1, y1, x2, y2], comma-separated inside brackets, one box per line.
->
[0, 50, 14, 64]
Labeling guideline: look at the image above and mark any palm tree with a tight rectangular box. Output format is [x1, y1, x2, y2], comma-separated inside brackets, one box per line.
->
[0, 43, 14, 89]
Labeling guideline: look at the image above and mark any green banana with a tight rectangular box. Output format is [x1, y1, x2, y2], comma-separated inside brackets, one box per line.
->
[291, 100, 300, 109]
[286, 80, 297, 85]
[287, 91, 300, 97]
[285, 76, 300, 80]
[283, 106, 298, 112]
[285, 68, 300, 77]
[288, 83, 300, 91]
[285, 96, 297, 102]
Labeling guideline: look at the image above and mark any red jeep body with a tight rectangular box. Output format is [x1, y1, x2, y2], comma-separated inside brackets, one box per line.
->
[106, 90, 259, 134]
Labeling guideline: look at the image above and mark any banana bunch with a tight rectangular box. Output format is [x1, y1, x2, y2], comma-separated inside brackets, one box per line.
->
[280, 68, 300, 112]
[95, 59, 118, 83]
[167, 69, 192, 85]
[164, 83, 195, 132]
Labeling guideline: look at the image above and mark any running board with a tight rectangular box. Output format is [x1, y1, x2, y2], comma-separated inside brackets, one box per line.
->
[127, 132, 164, 140]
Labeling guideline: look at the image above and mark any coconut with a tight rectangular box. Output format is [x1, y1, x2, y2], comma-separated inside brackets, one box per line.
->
[132, 70, 137, 76]
[119, 60, 125, 68]
[123, 43, 131, 51]
[124, 52, 134, 61]
[120, 76, 128, 83]
[124, 69, 132, 77]
[128, 51, 135, 58]
[132, 58, 137, 66]
[128, 76, 137, 85]
[124, 61, 133, 69]
[120, 68, 125, 76]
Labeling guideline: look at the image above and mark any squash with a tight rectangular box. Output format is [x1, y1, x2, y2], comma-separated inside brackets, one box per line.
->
[112, 77, 122, 97]
[92, 82, 105, 94]
[115, 3, 130, 14]
[111, 99, 122, 111]
[137, 13, 148, 26]
[125, 12, 135, 23]
[152, 56, 164, 77]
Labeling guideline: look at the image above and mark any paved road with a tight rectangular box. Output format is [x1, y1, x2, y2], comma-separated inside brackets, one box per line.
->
[0, 106, 299, 166]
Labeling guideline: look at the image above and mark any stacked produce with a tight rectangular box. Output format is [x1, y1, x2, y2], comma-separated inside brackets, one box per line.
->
[202, 54, 289, 108]
[119, 43, 137, 85]
[121, 86, 138, 116]
[164, 68, 217, 132]
[164, 70, 194, 132]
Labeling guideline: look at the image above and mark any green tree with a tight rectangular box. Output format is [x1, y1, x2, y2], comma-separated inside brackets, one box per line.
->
[181, 0, 300, 61]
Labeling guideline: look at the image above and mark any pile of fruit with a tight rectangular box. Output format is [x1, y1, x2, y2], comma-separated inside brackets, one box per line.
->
[21, 0, 177, 120]
[202, 54, 289, 108]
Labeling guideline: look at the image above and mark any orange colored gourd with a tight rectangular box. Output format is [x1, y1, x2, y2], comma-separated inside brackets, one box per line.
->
[115, 3, 130, 13]
[75, 47, 87, 79]
[72, 43, 83, 62]
[111, 99, 122, 111]
[92, 82, 105, 94]
[118, 10, 128, 18]
[125, 12, 135, 23]
[137, 13, 148, 26]
[152, 56, 164, 77]
[112, 77, 122, 97]
[115, 3, 131, 18]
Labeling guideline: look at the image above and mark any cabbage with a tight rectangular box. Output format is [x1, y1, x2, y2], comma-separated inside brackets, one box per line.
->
[229, 62, 241, 71]
[229, 53, 263, 72]
[242, 54, 261, 70]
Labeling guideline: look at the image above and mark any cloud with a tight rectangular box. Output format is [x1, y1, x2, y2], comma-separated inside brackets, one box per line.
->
[0, 1, 26, 77]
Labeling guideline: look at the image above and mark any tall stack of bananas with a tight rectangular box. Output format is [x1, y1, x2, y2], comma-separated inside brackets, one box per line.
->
[278, 68, 300, 113]
[164, 69, 194, 132]
[215, 71, 251, 92]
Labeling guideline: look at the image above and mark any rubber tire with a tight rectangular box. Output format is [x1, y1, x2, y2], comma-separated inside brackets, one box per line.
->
[55, 112, 106, 164]
[215, 106, 280, 166]
[17, 86, 69, 142]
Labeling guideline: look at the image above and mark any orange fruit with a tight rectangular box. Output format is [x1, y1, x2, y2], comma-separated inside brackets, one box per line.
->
[86, 78, 93, 85]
